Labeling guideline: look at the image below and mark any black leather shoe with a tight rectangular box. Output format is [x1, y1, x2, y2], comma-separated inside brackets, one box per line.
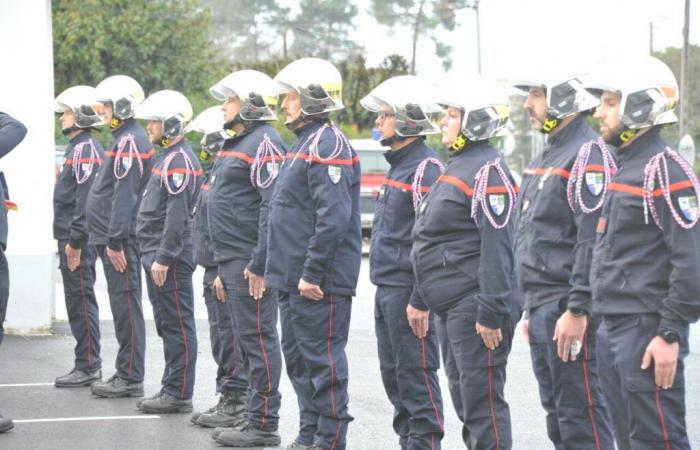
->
[214, 423, 281, 447]
[55, 368, 102, 388]
[0, 415, 14, 433]
[91, 375, 143, 398]
[138, 392, 193, 414]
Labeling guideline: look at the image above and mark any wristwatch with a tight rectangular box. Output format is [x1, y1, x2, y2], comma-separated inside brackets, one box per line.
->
[658, 329, 681, 344]
[568, 307, 587, 317]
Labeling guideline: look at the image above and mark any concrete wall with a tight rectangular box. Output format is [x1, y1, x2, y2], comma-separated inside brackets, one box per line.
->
[0, 0, 56, 334]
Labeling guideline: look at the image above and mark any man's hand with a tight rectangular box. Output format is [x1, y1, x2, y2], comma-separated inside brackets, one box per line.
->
[214, 276, 226, 303]
[244, 268, 265, 301]
[150, 261, 169, 287]
[642, 336, 680, 389]
[406, 305, 430, 339]
[553, 311, 588, 362]
[298, 278, 324, 301]
[476, 323, 502, 350]
[521, 319, 529, 343]
[106, 247, 127, 273]
[64, 243, 82, 272]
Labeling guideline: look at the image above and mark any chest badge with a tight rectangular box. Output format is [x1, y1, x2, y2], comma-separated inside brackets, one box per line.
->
[488, 194, 506, 216]
[328, 165, 342, 184]
[585, 172, 604, 196]
[172, 173, 184, 188]
[678, 195, 698, 221]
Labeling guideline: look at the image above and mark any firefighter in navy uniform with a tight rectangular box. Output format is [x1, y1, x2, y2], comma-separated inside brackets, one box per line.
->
[53, 86, 105, 388]
[512, 73, 614, 450]
[267, 58, 362, 450]
[87, 75, 154, 398]
[360, 75, 445, 450]
[411, 78, 521, 450]
[134, 90, 201, 413]
[0, 111, 27, 434]
[203, 70, 286, 447]
[586, 56, 700, 450]
[185, 107, 249, 427]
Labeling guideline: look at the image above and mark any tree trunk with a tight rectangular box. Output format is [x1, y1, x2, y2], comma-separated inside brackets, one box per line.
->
[411, 0, 426, 74]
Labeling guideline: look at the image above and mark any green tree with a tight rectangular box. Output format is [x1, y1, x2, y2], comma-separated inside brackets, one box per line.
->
[654, 45, 700, 152]
[52, 0, 230, 142]
[371, 0, 474, 73]
[290, 0, 360, 60]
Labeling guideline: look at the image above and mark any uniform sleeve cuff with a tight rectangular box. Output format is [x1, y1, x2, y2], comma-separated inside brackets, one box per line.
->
[156, 254, 173, 266]
[247, 261, 265, 277]
[477, 308, 502, 329]
[301, 269, 323, 286]
[107, 239, 123, 252]
[68, 239, 83, 250]
[658, 317, 686, 337]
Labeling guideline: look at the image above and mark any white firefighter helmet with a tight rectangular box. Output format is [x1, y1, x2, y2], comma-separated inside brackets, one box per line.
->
[360, 75, 441, 137]
[274, 57, 344, 115]
[54, 85, 103, 128]
[438, 76, 511, 141]
[135, 89, 193, 139]
[585, 56, 678, 129]
[95, 75, 145, 121]
[209, 70, 279, 121]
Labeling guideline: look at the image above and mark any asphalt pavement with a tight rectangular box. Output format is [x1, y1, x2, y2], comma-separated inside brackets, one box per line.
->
[0, 257, 698, 449]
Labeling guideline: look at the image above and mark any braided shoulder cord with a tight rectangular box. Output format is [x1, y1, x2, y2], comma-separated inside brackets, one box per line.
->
[113, 133, 144, 180]
[411, 157, 445, 211]
[566, 137, 617, 213]
[471, 158, 518, 229]
[72, 139, 101, 185]
[250, 133, 285, 189]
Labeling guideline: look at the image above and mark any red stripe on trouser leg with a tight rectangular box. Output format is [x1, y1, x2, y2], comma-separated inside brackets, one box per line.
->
[171, 260, 190, 399]
[655, 386, 672, 450]
[420, 337, 444, 433]
[487, 349, 501, 450]
[327, 294, 340, 450]
[124, 248, 135, 378]
[580, 322, 602, 450]
[78, 266, 94, 367]
[257, 299, 273, 429]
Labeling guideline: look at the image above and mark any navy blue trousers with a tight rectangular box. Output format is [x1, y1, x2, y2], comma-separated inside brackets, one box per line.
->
[375, 285, 444, 450]
[142, 252, 197, 399]
[58, 240, 101, 371]
[528, 301, 614, 450]
[279, 290, 353, 450]
[201, 265, 247, 394]
[436, 299, 516, 450]
[96, 242, 145, 382]
[597, 314, 690, 450]
[219, 259, 282, 431]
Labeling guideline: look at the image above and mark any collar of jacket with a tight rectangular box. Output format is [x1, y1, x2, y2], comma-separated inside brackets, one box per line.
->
[383, 137, 425, 165]
[111, 117, 135, 138]
[293, 119, 325, 141]
[544, 114, 588, 149]
[449, 139, 489, 160]
[68, 129, 91, 149]
[613, 126, 663, 164]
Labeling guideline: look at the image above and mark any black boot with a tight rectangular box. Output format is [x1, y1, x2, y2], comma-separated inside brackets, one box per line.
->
[191, 393, 224, 424]
[91, 375, 143, 398]
[214, 423, 281, 447]
[195, 390, 246, 428]
[55, 368, 102, 388]
[0, 414, 14, 433]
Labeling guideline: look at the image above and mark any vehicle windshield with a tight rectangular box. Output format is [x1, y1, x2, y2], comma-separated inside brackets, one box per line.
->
[357, 150, 390, 173]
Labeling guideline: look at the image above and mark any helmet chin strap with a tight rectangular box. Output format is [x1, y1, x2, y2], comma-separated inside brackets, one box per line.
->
[450, 133, 469, 153]
[61, 125, 79, 136]
[110, 117, 122, 129]
[540, 113, 560, 133]
[604, 123, 637, 148]
[379, 134, 406, 147]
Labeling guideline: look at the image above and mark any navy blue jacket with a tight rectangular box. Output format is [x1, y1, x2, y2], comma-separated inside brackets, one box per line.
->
[53, 130, 105, 249]
[193, 168, 216, 268]
[369, 138, 442, 305]
[136, 140, 201, 265]
[411, 141, 518, 328]
[207, 124, 286, 273]
[266, 121, 362, 296]
[0, 112, 27, 249]
[86, 119, 155, 250]
[514, 115, 601, 313]
[591, 127, 700, 337]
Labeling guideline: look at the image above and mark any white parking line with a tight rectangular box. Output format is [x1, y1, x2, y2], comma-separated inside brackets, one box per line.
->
[0, 382, 54, 387]
[14, 415, 160, 424]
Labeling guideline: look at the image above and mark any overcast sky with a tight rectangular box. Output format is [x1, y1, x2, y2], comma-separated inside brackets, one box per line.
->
[283, 0, 697, 82]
